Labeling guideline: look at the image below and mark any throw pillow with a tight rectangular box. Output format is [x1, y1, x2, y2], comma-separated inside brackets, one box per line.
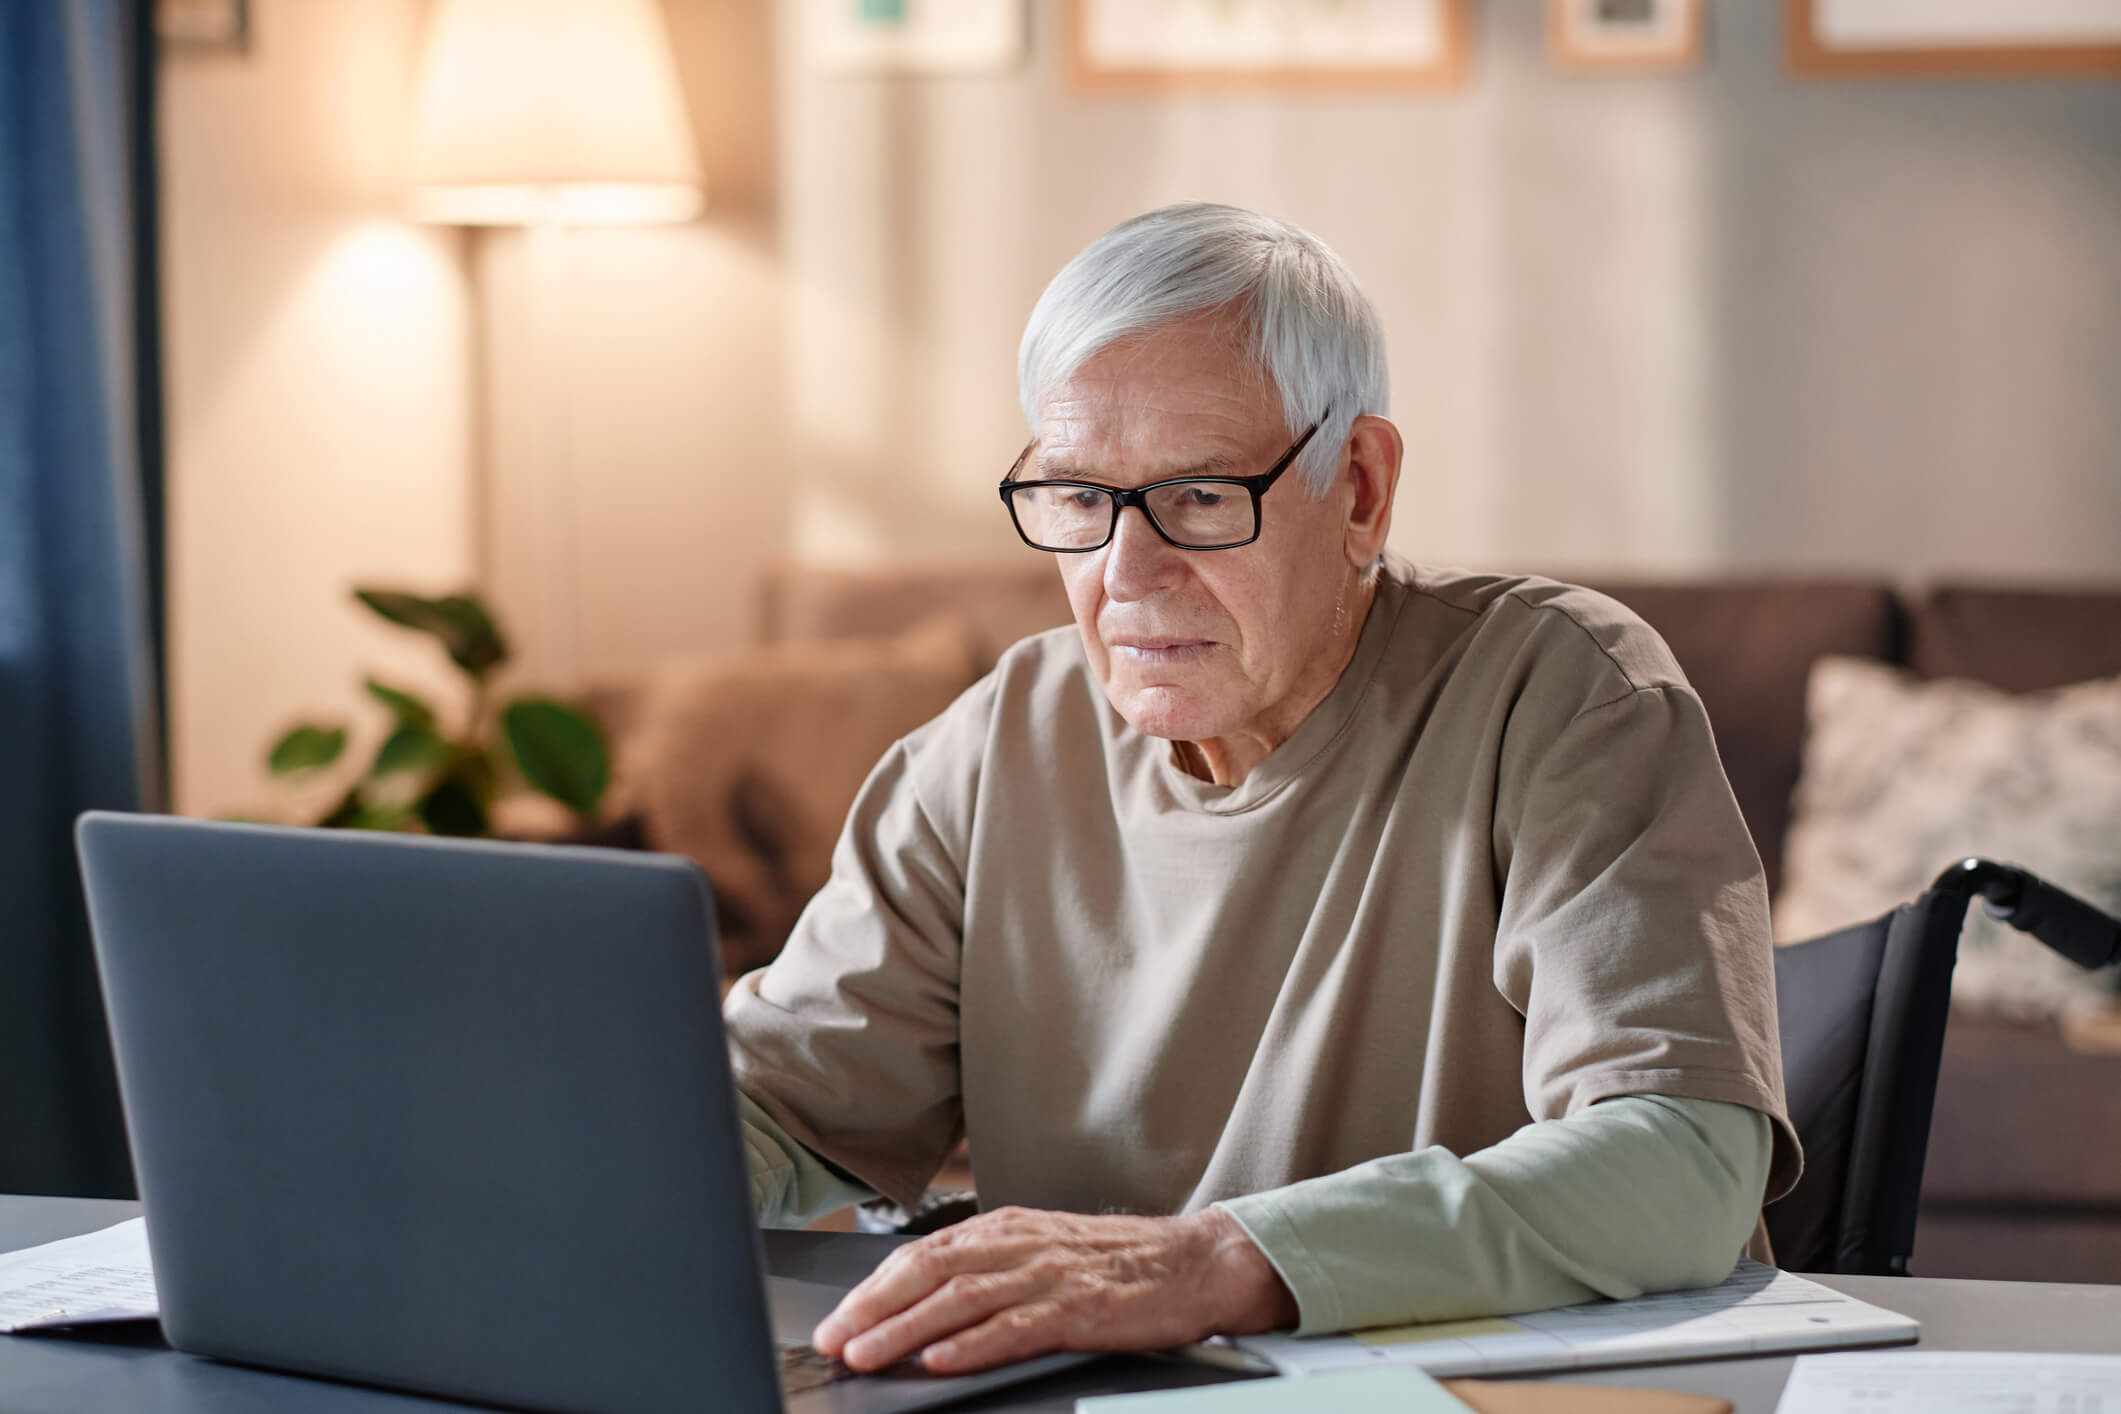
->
[595, 615, 982, 975]
[1774, 656, 2121, 1018]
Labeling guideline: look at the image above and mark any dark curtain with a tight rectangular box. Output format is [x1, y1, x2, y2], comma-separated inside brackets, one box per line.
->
[0, 0, 166, 1198]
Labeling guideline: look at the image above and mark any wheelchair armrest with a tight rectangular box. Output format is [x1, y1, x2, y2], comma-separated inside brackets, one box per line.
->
[1933, 858, 2121, 973]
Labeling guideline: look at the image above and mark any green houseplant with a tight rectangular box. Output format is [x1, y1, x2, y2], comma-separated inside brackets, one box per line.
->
[265, 588, 609, 836]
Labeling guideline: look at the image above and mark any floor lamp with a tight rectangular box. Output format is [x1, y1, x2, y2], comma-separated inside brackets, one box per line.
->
[407, 0, 703, 690]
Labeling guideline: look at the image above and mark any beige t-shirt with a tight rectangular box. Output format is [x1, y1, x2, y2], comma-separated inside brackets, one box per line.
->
[725, 556, 1802, 1217]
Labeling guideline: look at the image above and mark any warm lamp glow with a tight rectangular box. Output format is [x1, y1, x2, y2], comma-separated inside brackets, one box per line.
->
[409, 0, 703, 226]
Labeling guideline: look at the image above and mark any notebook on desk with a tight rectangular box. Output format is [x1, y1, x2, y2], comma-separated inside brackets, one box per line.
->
[74, 813, 1089, 1414]
[1232, 1260, 1917, 1380]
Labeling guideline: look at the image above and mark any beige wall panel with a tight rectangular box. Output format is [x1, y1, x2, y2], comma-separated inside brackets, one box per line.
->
[162, 0, 474, 819]
[473, 0, 789, 691]
[475, 216, 788, 692]
[773, 0, 2121, 583]
[163, 0, 2121, 767]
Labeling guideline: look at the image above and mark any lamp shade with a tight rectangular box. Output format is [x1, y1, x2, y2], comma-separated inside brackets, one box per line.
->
[410, 0, 703, 225]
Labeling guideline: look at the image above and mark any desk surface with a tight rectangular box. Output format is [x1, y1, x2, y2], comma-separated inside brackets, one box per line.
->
[4, 1196, 2117, 1413]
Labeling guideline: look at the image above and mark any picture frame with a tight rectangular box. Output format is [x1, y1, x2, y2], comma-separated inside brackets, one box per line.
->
[1788, 0, 2121, 78]
[802, 0, 1027, 76]
[1068, 0, 1469, 94]
[1548, 0, 1703, 74]
[154, 0, 249, 53]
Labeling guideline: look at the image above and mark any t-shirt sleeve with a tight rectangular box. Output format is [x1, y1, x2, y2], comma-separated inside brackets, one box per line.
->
[1220, 1094, 1772, 1335]
[1490, 679, 1802, 1201]
[722, 731, 971, 1211]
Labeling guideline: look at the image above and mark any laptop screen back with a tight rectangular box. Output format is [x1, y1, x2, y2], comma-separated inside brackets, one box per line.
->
[77, 814, 779, 1414]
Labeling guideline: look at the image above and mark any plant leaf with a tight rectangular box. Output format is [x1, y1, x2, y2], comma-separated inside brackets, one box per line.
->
[363, 677, 437, 732]
[354, 589, 509, 677]
[269, 724, 346, 774]
[348, 801, 416, 832]
[418, 776, 488, 837]
[502, 699, 609, 816]
[371, 723, 450, 777]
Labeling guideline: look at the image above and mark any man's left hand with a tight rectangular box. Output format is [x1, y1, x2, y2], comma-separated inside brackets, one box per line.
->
[810, 1205, 1298, 1375]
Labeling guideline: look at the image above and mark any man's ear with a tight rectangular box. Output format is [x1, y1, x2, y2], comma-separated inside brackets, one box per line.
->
[1341, 414, 1403, 570]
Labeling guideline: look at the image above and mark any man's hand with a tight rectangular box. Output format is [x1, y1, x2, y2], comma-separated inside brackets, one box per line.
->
[810, 1205, 1298, 1375]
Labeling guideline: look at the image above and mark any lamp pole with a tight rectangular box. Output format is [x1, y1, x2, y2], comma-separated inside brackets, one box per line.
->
[407, 0, 703, 692]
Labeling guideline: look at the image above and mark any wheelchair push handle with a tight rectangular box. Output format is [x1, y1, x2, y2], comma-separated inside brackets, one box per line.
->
[1932, 858, 2121, 974]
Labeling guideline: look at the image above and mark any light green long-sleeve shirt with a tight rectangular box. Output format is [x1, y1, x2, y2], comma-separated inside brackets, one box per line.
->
[740, 1089, 1770, 1337]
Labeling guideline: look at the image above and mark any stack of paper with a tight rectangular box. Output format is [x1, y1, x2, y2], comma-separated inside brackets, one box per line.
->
[1774, 1351, 2121, 1412]
[1080, 1365, 1468, 1412]
[0, 1218, 158, 1332]
[1235, 1261, 1917, 1379]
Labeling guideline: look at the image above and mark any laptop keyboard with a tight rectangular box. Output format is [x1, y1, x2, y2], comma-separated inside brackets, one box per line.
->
[776, 1339, 933, 1395]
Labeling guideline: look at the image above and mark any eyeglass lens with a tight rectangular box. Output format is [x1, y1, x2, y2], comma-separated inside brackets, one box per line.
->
[1007, 481, 1255, 550]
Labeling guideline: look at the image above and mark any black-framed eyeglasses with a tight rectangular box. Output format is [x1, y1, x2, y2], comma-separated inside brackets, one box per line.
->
[997, 414, 1325, 553]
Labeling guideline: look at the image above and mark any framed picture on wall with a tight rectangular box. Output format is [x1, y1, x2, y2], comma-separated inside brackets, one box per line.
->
[1068, 0, 1469, 93]
[1788, 0, 2121, 78]
[1548, 0, 1703, 73]
[802, 0, 1027, 75]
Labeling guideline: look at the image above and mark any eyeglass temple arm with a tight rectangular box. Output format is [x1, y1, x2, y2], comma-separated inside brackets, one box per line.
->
[1001, 438, 1037, 485]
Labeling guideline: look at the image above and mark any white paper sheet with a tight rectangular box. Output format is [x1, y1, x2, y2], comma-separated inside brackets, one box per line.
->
[0, 1218, 158, 1332]
[1775, 1350, 2121, 1412]
[1236, 1260, 1918, 1379]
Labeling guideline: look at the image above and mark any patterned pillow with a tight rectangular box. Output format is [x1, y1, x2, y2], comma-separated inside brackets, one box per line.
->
[1773, 656, 2121, 1018]
[591, 615, 982, 975]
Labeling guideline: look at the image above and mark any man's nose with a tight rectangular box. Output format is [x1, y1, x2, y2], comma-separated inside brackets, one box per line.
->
[1100, 501, 1183, 604]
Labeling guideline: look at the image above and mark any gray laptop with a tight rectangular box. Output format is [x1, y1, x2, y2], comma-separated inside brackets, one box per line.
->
[76, 812, 1088, 1414]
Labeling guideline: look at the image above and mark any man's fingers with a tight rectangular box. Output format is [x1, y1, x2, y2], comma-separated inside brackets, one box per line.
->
[810, 1207, 1229, 1374]
[837, 1269, 1033, 1372]
[814, 1239, 961, 1353]
[919, 1300, 1068, 1375]
[814, 1219, 1045, 1356]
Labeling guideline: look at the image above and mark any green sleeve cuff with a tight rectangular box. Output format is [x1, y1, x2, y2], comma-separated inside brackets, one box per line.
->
[1216, 1193, 1347, 1337]
[738, 1089, 878, 1227]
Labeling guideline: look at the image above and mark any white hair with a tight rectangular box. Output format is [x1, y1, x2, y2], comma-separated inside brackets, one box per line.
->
[1017, 203, 1390, 496]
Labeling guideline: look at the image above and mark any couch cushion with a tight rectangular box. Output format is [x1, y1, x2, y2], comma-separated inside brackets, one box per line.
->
[593, 616, 983, 974]
[1925, 1014, 2121, 1206]
[1574, 579, 1902, 892]
[759, 560, 1073, 671]
[1909, 584, 2121, 692]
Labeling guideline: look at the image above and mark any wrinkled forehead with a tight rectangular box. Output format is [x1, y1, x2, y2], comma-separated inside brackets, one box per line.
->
[1032, 319, 1286, 478]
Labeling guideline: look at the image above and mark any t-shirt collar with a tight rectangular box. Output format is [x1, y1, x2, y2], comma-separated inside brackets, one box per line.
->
[1147, 560, 1410, 815]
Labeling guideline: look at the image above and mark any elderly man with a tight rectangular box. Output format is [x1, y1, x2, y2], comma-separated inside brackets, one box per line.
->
[726, 203, 1799, 1376]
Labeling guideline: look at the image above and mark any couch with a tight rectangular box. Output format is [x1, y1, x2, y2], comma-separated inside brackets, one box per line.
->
[589, 559, 2121, 1283]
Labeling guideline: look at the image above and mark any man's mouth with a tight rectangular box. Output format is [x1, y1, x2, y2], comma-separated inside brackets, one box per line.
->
[1107, 637, 1217, 665]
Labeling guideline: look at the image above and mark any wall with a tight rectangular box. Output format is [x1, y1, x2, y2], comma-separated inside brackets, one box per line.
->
[1701, 6, 2121, 577]
[162, 1, 2121, 811]
[161, 0, 474, 819]
[774, 1, 2121, 581]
